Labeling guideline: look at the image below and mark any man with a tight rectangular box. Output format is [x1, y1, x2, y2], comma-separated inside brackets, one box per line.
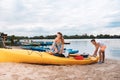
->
[0, 33, 7, 48]
[91, 39, 106, 64]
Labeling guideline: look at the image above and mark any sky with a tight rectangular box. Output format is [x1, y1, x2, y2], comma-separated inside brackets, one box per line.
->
[0, 0, 120, 36]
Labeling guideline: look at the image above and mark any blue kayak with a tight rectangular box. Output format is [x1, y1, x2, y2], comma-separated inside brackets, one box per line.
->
[39, 41, 53, 46]
[22, 46, 50, 52]
[22, 45, 79, 54]
[21, 46, 33, 49]
[31, 47, 50, 52]
[66, 49, 79, 54]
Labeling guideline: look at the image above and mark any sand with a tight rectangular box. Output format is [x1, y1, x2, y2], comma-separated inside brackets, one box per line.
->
[0, 46, 119, 80]
[0, 59, 119, 80]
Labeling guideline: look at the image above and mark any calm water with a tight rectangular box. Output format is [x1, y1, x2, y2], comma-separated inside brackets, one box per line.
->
[22, 39, 120, 60]
[64, 39, 120, 60]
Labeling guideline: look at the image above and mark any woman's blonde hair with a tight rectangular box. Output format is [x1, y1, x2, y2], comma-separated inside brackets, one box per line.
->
[57, 32, 64, 44]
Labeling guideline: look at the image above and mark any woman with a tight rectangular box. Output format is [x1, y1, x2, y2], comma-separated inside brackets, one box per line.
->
[50, 32, 65, 57]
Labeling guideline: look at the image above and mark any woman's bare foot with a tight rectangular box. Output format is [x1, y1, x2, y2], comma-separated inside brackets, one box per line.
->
[48, 52, 53, 55]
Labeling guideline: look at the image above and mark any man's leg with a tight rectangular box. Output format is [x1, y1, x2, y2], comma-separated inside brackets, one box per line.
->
[101, 46, 106, 63]
[102, 51, 105, 63]
[99, 50, 102, 62]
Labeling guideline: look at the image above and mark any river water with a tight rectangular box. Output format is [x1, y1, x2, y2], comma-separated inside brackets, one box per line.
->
[64, 39, 120, 60]
[22, 39, 120, 60]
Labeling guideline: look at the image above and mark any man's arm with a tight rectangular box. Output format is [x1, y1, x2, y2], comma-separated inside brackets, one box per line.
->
[93, 45, 99, 56]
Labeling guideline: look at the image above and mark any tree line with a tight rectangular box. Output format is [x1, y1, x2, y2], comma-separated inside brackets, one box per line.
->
[8, 34, 120, 40]
[1, 32, 120, 40]
[1, 32, 119, 46]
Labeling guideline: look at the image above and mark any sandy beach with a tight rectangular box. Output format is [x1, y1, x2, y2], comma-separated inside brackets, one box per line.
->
[0, 47, 119, 80]
[0, 59, 119, 80]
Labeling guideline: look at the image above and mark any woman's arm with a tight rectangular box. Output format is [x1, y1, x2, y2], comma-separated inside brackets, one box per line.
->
[50, 38, 59, 53]
[50, 42, 55, 50]
[59, 38, 64, 54]
[50, 38, 57, 49]
[59, 44, 64, 54]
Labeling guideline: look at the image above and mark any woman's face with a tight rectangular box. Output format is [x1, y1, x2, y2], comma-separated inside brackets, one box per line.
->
[57, 33, 61, 38]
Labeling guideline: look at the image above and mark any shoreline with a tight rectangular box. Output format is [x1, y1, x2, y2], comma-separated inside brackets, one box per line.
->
[0, 59, 119, 80]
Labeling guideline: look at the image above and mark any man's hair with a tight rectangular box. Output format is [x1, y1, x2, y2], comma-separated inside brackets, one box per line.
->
[91, 39, 96, 42]
[1, 33, 6, 36]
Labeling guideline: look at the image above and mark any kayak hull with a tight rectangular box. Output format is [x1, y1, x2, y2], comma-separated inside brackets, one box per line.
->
[0, 48, 98, 65]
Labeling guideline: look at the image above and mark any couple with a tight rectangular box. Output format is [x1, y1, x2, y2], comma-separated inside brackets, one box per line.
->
[50, 32, 106, 64]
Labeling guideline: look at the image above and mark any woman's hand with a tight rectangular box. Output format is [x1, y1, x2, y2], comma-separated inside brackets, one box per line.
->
[58, 52, 62, 54]
[54, 48, 58, 53]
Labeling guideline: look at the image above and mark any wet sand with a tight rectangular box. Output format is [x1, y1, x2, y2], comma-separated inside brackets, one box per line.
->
[0, 46, 119, 80]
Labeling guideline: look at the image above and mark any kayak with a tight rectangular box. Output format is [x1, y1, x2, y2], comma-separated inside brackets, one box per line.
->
[31, 47, 49, 52]
[22, 46, 78, 53]
[22, 46, 50, 52]
[0, 48, 98, 65]
[66, 49, 79, 54]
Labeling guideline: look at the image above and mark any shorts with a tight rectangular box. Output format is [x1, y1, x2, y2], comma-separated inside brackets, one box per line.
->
[100, 46, 106, 51]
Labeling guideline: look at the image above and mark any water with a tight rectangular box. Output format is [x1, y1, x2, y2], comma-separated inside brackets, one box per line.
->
[21, 39, 120, 60]
[64, 39, 120, 60]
